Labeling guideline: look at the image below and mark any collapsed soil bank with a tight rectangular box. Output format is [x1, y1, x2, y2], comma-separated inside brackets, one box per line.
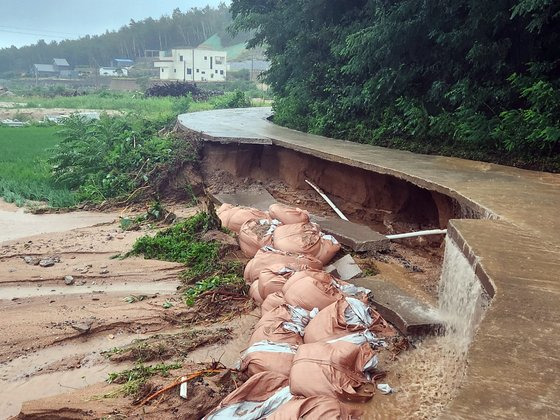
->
[202, 142, 484, 236]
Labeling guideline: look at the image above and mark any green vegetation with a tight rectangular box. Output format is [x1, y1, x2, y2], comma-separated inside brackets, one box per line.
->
[0, 126, 76, 207]
[232, 0, 560, 171]
[129, 211, 244, 305]
[49, 114, 185, 203]
[107, 362, 181, 397]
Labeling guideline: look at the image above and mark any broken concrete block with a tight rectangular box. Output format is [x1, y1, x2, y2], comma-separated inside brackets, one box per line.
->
[211, 190, 277, 212]
[352, 277, 442, 336]
[317, 218, 390, 252]
[325, 254, 363, 281]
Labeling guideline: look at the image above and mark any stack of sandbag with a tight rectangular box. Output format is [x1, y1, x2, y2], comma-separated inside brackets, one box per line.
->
[204, 372, 293, 419]
[244, 246, 323, 284]
[267, 395, 363, 420]
[261, 291, 287, 314]
[273, 222, 340, 264]
[258, 264, 295, 299]
[238, 219, 281, 257]
[289, 340, 377, 402]
[239, 341, 298, 377]
[304, 296, 395, 343]
[250, 304, 316, 346]
[268, 203, 310, 224]
[217, 203, 270, 233]
[282, 269, 344, 311]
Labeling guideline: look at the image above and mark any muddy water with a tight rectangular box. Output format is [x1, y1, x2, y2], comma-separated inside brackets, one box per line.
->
[0, 332, 146, 418]
[0, 281, 179, 300]
[358, 236, 488, 419]
[0, 202, 116, 243]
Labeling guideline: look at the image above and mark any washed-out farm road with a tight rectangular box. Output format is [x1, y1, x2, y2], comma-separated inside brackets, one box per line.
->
[178, 107, 560, 419]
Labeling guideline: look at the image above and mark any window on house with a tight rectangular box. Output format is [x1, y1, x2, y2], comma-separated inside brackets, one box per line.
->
[161, 68, 164, 73]
[215, 70, 218, 74]
[179, 55, 183, 61]
[196, 69, 199, 73]
[215, 56, 224, 65]
[187, 68, 192, 75]
[211, 74, 214, 78]
[204, 56, 207, 60]
[174, 69, 176, 73]
[220, 70, 224, 75]
[201, 71, 205, 74]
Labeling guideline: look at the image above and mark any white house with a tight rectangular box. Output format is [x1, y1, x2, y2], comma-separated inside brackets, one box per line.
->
[99, 67, 129, 77]
[154, 48, 227, 82]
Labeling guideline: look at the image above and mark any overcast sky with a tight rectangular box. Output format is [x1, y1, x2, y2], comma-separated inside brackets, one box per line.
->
[0, 0, 228, 49]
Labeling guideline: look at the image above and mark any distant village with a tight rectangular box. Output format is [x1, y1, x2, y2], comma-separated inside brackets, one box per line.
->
[29, 34, 269, 83]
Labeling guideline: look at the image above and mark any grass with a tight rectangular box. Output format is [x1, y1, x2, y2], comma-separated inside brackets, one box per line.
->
[0, 126, 77, 207]
[106, 362, 182, 397]
[128, 211, 245, 305]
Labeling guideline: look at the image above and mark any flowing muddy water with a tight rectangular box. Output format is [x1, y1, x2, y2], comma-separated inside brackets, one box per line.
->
[358, 236, 489, 419]
[0, 202, 116, 243]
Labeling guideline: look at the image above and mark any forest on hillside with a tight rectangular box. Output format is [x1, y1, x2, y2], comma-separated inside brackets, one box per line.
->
[232, 0, 560, 170]
[0, 3, 245, 73]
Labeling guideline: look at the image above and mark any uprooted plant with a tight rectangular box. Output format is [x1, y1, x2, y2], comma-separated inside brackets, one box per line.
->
[128, 211, 247, 306]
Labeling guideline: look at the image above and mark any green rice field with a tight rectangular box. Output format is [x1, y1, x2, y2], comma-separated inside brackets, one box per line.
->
[0, 125, 76, 207]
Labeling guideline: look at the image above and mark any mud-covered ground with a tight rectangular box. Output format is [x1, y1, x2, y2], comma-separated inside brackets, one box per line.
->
[0, 201, 256, 419]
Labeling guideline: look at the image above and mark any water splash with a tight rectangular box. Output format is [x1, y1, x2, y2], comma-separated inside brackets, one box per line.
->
[359, 235, 490, 419]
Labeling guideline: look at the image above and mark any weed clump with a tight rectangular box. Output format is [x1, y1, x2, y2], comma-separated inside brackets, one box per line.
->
[129, 211, 245, 305]
[107, 362, 181, 397]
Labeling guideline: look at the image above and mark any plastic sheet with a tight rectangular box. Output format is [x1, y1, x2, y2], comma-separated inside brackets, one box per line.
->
[244, 247, 322, 284]
[239, 340, 298, 377]
[268, 203, 310, 225]
[217, 204, 270, 234]
[267, 396, 363, 420]
[204, 372, 292, 420]
[289, 340, 377, 402]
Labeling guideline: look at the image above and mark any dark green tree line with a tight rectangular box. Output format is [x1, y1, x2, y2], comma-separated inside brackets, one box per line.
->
[231, 0, 560, 170]
[0, 4, 245, 73]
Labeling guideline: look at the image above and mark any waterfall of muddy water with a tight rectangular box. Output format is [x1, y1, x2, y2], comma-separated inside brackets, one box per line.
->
[358, 236, 490, 419]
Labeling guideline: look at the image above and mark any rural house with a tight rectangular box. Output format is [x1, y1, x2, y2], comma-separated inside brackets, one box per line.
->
[154, 48, 227, 82]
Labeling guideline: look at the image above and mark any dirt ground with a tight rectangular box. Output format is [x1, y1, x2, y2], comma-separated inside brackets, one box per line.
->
[0, 201, 256, 419]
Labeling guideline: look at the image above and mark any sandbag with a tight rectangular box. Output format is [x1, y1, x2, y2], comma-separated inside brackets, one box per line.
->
[283, 273, 344, 311]
[289, 340, 377, 402]
[204, 371, 292, 420]
[268, 203, 310, 225]
[272, 222, 322, 256]
[239, 219, 280, 258]
[261, 292, 286, 314]
[250, 304, 316, 346]
[239, 340, 298, 377]
[315, 234, 341, 264]
[282, 268, 334, 293]
[217, 203, 270, 233]
[267, 396, 363, 420]
[303, 297, 394, 343]
[258, 265, 294, 298]
[244, 247, 323, 284]
[249, 280, 265, 305]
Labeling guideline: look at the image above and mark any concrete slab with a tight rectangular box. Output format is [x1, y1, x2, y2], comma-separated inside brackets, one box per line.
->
[318, 217, 390, 252]
[210, 190, 277, 212]
[352, 277, 442, 336]
[325, 254, 363, 280]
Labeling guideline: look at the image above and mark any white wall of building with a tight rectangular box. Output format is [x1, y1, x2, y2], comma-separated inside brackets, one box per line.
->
[154, 49, 226, 82]
[99, 67, 129, 77]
